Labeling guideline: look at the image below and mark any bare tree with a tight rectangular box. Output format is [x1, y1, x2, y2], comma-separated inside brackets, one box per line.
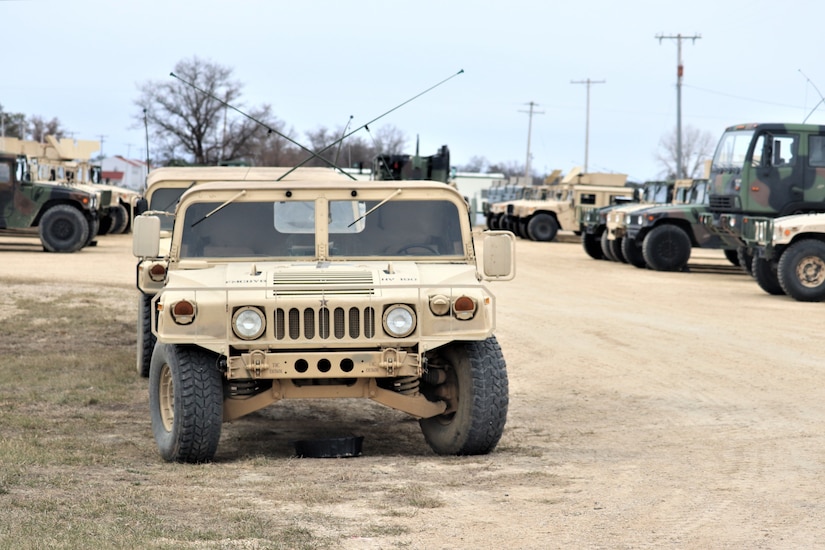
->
[28, 116, 66, 142]
[134, 56, 275, 165]
[656, 125, 716, 179]
[459, 155, 490, 173]
[0, 106, 26, 139]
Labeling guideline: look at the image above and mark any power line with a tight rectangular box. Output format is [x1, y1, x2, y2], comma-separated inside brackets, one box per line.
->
[518, 101, 544, 178]
[656, 33, 701, 179]
[571, 78, 605, 173]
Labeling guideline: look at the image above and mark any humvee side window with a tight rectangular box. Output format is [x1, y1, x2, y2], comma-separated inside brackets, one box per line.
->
[809, 135, 825, 167]
[149, 188, 188, 231]
[579, 193, 596, 205]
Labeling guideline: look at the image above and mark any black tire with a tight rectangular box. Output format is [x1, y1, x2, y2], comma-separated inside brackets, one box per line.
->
[83, 216, 99, 248]
[39, 204, 90, 253]
[137, 294, 156, 377]
[526, 213, 558, 242]
[149, 343, 224, 463]
[516, 219, 530, 239]
[777, 239, 825, 302]
[724, 248, 739, 266]
[642, 224, 691, 272]
[738, 247, 754, 276]
[582, 232, 604, 260]
[419, 336, 509, 455]
[621, 236, 647, 268]
[600, 231, 616, 261]
[110, 204, 129, 234]
[490, 213, 502, 230]
[609, 237, 626, 263]
[751, 257, 784, 295]
[485, 212, 495, 230]
[98, 214, 113, 236]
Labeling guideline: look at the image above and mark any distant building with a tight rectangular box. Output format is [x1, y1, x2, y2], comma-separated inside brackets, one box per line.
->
[452, 171, 506, 225]
[101, 156, 148, 190]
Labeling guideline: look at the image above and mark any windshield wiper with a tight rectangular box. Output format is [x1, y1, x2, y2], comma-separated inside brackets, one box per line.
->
[348, 188, 402, 227]
[190, 190, 246, 227]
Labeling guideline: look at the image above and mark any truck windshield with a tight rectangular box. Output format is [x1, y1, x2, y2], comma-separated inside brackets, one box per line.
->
[712, 129, 755, 170]
[177, 198, 464, 259]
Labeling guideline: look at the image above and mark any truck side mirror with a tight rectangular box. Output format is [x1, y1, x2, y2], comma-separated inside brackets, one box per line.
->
[132, 215, 161, 258]
[480, 232, 516, 280]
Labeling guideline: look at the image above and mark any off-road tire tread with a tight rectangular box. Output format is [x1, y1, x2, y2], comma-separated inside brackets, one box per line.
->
[39, 204, 89, 253]
[751, 257, 784, 295]
[642, 224, 691, 271]
[777, 239, 825, 302]
[582, 231, 604, 260]
[527, 213, 558, 242]
[621, 236, 647, 268]
[137, 294, 156, 377]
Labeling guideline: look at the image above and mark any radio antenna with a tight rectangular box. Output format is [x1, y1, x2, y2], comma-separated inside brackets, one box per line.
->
[799, 69, 825, 123]
[276, 69, 465, 180]
[333, 115, 354, 168]
[143, 108, 151, 191]
[170, 72, 357, 180]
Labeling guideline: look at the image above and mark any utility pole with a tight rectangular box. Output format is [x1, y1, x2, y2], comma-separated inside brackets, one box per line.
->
[571, 78, 605, 173]
[97, 134, 107, 165]
[656, 33, 700, 179]
[519, 101, 544, 179]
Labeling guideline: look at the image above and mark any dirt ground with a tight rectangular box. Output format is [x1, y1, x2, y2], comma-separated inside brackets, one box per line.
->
[1, 231, 824, 548]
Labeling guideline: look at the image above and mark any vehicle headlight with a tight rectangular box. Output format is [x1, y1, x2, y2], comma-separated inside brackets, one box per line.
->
[233, 306, 265, 340]
[171, 299, 196, 325]
[383, 305, 416, 338]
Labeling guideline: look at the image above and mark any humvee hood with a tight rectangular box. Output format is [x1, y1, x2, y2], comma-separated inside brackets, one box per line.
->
[165, 261, 480, 290]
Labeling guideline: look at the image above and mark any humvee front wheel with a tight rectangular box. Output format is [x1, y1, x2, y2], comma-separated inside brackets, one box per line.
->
[621, 236, 647, 268]
[751, 256, 784, 295]
[109, 204, 129, 234]
[419, 336, 508, 455]
[149, 343, 223, 463]
[600, 231, 616, 261]
[582, 232, 604, 260]
[39, 204, 90, 253]
[642, 224, 691, 271]
[777, 239, 825, 302]
[137, 294, 156, 377]
[526, 213, 558, 242]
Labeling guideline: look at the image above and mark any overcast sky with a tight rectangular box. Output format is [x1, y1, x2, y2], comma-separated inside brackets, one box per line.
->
[3, 0, 824, 182]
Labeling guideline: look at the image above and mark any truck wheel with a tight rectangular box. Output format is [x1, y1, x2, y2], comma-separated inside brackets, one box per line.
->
[84, 216, 99, 248]
[485, 212, 495, 230]
[490, 213, 502, 230]
[777, 239, 825, 302]
[642, 224, 691, 271]
[724, 249, 739, 266]
[110, 204, 129, 234]
[39, 204, 90, 253]
[600, 231, 616, 261]
[751, 257, 784, 295]
[137, 294, 156, 377]
[738, 247, 754, 275]
[149, 343, 224, 463]
[582, 232, 604, 260]
[609, 237, 626, 263]
[621, 236, 647, 268]
[516, 219, 530, 239]
[527, 214, 558, 242]
[419, 336, 509, 455]
[97, 214, 113, 236]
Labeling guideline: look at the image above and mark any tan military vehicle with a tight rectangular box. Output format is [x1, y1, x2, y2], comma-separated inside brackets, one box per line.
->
[509, 170, 631, 241]
[133, 167, 516, 462]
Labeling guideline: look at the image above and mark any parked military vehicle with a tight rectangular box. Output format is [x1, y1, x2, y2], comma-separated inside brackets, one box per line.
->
[741, 213, 825, 300]
[133, 166, 515, 462]
[621, 179, 736, 271]
[484, 177, 530, 230]
[0, 153, 100, 252]
[507, 170, 631, 242]
[700, 122, 825, 273]
[580, 180, 672, 261]
[373, 144, 451, 183]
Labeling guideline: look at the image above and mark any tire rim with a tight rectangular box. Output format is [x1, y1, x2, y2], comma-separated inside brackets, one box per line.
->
[797, 255, 825, 288]
[159, 363, 175, 431]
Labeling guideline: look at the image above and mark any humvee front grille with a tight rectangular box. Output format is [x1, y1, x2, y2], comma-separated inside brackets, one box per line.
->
[275, 306, 375, 340]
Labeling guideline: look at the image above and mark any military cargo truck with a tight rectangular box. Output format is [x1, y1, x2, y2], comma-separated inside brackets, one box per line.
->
[700, 123, 825, 273]
[508, 171, 631, 242]
[133, 167, 515, 461]
[0, 153, 100, 252]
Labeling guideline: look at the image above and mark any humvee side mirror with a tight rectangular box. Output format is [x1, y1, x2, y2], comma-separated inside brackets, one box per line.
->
[480, 232, 516, 280]
[135, 197, 149, 216]
[132, 215, 161, 258]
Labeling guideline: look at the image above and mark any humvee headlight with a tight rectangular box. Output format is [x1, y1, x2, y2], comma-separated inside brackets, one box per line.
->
[171, 300, 196, 325]
[383, 305, 415, 338]
[233, 307, 265, 340]
[452, 296, 477, 320]
[429, 295, 451, 316]
[148, 262, 167, 282]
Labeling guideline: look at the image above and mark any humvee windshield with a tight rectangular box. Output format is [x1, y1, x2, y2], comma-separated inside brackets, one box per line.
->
[150, 188, 189, 230]
[178, 198, 464, 258]
[712, 129, 755, 170]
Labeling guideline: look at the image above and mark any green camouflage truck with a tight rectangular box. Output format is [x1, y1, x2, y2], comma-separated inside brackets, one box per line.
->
[0, 153, 100, 252]
[133, 167, 515, 462]
[700, 122, 825, 273]
[622, 179, 737, 271]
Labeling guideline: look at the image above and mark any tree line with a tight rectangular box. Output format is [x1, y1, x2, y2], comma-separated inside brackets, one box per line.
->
[1, 55, 715, 180]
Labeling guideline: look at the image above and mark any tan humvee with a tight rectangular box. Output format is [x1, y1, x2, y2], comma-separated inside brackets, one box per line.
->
[511, 171, 631, 241]
[133, 167, 516, 462]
